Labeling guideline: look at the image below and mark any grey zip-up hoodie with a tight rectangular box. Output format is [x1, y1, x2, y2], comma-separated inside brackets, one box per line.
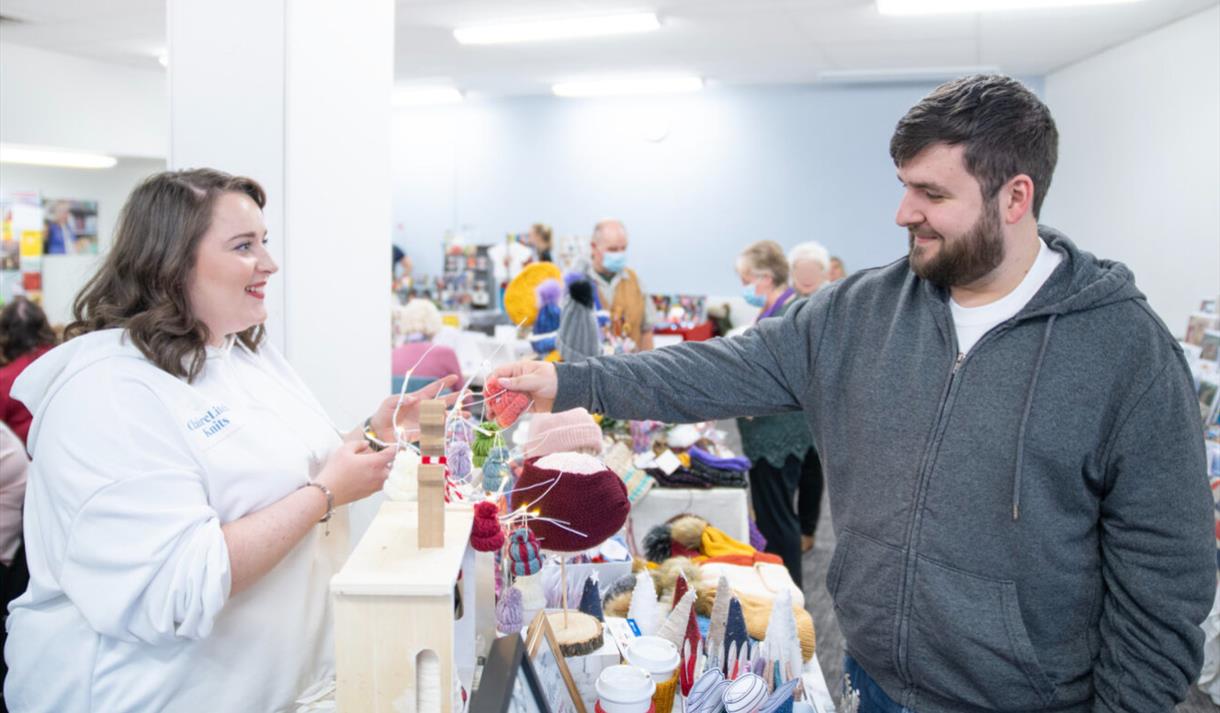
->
[554, 228, 1215, 712]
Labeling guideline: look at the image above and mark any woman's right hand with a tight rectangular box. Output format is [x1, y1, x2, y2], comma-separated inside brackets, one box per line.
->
[315, 440, 398, 506]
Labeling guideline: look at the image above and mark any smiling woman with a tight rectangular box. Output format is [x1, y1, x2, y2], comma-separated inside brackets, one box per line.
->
[2, 168, 461, 713]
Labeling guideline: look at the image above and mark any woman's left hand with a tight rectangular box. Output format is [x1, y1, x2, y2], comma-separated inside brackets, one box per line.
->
[368, 375, 462, 443]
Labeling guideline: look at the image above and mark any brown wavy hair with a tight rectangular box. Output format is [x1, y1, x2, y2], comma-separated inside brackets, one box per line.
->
[0, 296, 58, 365]
[65, 168, 267, 381]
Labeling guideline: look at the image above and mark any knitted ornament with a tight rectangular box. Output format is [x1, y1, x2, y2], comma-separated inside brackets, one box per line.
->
[507, 527, 542, 577]
[483, 377, 530, 429]
[657, 588, 695, 649]
[626, 570, 660, 636]
[559, 276, 600, 363]
[471, 422, 500, 468]
[480, 446, 511, 492]
[496, 586, 523, 634]
[762, 588, 803, 678]
[447, 440, 472, 481]
[383, 447, 420, 502]
[512, 453, 629, 553]
[723, 673, 768, 713]
[578, 575, 604, 622]
[471, 501, 505, 552]
[504, 261, 563, 327]
[530, 279, 563, 356]
[524, 408, 603, 458]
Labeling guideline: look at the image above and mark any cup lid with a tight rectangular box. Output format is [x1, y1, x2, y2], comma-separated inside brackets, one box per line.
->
[624, 636, 680, 674]
[595, 665, 656, 703]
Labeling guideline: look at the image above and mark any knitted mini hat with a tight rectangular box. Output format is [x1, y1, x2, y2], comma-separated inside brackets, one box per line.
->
[524, 408, 603, 458]
[558, 276, 601, 363]
[512, 452, 630, 552]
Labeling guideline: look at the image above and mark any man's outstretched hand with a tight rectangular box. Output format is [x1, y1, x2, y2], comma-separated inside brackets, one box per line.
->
[490, 361, 558, 413]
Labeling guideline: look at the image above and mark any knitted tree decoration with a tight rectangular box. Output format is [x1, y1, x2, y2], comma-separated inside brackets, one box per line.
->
[626, 570, 660, 636]
[480, 446, 511, 492]
[470, 501, 505, 552]
[577, 575, 604, 622]
[512, 453, 629, 553]
[707, 576, 732, 668]
[483, 377, 530, 429]
[506, 527, 542, 577]
[514, 573, 546, 610]
[496, 586, 523, 634]
[679, 605, 702, 696]
[723, 598, 749, 674]
[471, 422, 500, 468]
[531, 279, 563, 356]
[658, 588, 696, 649]
[762, 588, 803, 676]
[671, 572, 690, 609]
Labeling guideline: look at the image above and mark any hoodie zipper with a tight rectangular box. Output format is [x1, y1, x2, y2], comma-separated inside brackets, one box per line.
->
[892, 319, 1017, 700]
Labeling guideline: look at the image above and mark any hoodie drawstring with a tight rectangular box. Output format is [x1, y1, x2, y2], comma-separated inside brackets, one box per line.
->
[1013, 314, 1057, 521]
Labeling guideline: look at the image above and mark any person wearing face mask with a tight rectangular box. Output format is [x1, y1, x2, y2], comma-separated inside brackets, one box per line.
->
[586, 219, 656, 352]
[490, 75, 1213, 712]
[732, 240, 815, 586]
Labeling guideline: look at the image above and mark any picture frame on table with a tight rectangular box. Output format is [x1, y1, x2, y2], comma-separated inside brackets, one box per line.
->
[1198, 377, 1220, 424]
[469, 633, 553, 713]
[1199, 330, 1220, 363]
[525, 612, 587, 713]
[1185, 313, 1218, 346]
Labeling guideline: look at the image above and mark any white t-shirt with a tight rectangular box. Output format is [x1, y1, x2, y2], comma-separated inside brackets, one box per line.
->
[951, 238, 1063, 355]
[7, 329, 345, 713]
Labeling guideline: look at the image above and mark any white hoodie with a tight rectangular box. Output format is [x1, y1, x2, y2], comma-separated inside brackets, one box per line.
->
[4, 329, 346, 712]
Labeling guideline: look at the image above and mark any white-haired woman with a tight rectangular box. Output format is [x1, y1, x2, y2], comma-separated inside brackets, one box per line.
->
[788, 241, 830, 297]
[392, 298, 463, 384]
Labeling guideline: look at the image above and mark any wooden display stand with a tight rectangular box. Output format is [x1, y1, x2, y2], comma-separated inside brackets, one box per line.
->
[332, 400, 493, 713]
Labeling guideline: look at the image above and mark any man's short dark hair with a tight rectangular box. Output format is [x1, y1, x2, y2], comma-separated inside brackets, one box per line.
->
[890, 74, 1058, 218]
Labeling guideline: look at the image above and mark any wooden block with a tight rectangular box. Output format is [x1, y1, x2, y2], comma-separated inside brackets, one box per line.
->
[420, 400, 446, 457]
[419, 464, 445, 549]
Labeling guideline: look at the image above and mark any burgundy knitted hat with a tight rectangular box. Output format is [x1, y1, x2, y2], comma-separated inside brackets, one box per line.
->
[523, 408, 603, 458]
[512, 452, 629, 552]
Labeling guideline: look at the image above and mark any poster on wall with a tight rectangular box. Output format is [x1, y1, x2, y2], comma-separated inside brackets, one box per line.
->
[42, 198, 99, 255]
[1, 191, 44, 304]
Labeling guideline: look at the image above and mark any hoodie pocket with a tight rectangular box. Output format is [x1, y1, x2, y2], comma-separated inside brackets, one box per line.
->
[828, 528, 903, 667]
[908, 555, 1055, 709]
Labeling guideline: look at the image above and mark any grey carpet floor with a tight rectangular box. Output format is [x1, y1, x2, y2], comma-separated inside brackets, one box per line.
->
[799, 494, 1218, 711]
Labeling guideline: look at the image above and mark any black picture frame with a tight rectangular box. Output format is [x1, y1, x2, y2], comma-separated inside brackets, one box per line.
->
[470, 634, 555, 713]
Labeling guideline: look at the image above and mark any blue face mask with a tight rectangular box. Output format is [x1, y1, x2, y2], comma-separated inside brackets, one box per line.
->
[742, 283, 766, 308]
[602, 250, 628, 274]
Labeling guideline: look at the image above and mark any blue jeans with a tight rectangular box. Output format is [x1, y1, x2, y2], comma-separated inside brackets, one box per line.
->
[843, 655, 916, 713]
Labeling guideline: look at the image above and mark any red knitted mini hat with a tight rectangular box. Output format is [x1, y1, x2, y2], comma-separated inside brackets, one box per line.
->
[512, 452, 630, 553]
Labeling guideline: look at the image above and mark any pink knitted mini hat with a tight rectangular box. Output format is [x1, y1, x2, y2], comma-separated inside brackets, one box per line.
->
[524, 408, 603, 458]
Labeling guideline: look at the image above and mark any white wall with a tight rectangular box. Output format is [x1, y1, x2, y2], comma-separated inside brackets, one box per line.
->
[0, 42, 167, 159]
[0, 158, 166, 323]
[1042, 6, 1220, 335]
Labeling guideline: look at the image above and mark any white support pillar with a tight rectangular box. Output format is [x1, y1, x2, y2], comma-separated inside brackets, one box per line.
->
[167, 2, 394, 451]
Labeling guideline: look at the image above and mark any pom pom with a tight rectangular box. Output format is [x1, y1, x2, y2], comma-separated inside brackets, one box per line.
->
[601, 573, 637, 616]
[578, 576, 604, 621]
[514, 573, 546, 610]
[471, 501, 505, 552]
[481, 446, 511, 492]
[567, 278, 594, 308]
[670, 514, 709, 554]
[496, 586, 523, 634]
[643, 525, 673, 564]
[484, 377, 530, 429]
[383, 448, 420, 502]
[536, 278, 563, 308]
[507, 527, 542, 576]
[447, 440, 472, 481]
[472, 422, 500, 467]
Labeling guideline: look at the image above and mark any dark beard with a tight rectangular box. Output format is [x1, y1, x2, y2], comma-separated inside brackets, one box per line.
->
[909, 206, 1004, 288]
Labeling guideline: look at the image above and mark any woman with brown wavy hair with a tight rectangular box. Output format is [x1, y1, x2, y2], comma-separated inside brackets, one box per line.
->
[3, 168, 455, 712]
[0, 296, 58, 446]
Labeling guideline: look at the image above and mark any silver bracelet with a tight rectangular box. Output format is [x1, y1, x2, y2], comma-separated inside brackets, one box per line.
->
[301, 481, 334, 523]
